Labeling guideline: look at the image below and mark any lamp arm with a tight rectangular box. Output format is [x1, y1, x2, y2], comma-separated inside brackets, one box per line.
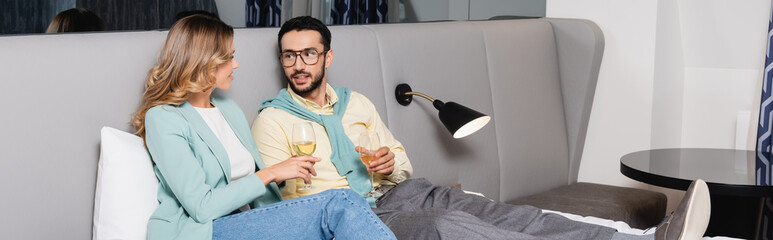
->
[406, 91, 446, 110]
[404, 91, 435, 102]
[395, 83, 443, 109]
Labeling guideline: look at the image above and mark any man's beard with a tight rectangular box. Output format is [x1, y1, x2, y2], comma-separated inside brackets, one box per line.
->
[286, 59, 326, 95]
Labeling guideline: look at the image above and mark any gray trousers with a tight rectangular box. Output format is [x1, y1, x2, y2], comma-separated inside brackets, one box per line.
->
[372, 178, 617, 240]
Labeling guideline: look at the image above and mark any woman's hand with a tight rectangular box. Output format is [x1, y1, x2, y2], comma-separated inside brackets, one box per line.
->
[256, 156, 320, 186]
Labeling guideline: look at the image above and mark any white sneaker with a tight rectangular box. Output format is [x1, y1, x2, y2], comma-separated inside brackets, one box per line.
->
[654, 179, 711, 240]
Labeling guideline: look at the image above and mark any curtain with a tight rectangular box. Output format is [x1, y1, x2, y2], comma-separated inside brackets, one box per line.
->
[331, 0, 387, 25]
[755, 4, 773, 240]
[246, 0, 282, 27]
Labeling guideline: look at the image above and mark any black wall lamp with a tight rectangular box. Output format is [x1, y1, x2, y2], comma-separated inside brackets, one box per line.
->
[395, 83, 491, 139]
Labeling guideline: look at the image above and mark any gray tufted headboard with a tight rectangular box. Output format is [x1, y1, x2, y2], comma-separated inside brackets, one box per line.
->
[0, 18, 603, 239]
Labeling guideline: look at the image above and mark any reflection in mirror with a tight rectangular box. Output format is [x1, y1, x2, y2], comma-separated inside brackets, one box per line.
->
[2, 0, 218, 34]
[76, 0, 160, 32]
[45, 8, 105, 33]
[1, 0, 544, 35]
[3, 0, 74, 34]
[402, 0, 545, 22]
[242, 0, 391, 27]
[233, 0, 546, 27]
[74, 0, 218, 32]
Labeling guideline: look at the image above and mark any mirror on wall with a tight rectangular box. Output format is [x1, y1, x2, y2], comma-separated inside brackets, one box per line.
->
[1, 0, 545, 35]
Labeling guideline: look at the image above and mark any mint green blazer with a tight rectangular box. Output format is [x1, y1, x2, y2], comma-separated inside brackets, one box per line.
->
[144, 96, 283, 240]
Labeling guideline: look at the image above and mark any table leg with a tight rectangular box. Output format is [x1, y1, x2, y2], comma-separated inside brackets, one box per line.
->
[704, 195, 762, 239]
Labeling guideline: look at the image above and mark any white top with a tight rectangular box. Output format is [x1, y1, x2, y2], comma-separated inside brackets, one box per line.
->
[196, 106, 256, 212]
[194, 107, 256, 182]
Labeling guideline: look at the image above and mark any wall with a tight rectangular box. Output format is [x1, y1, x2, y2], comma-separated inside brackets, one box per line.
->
[676, 0, 768, 151]
[547, 0, 770, 212]
[548, 0, 658, 190]
[215, 0, 245, 27]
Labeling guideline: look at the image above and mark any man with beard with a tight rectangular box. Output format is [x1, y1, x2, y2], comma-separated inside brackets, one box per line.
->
[251, 16, 710, 240]
[252, 16, 411, 204]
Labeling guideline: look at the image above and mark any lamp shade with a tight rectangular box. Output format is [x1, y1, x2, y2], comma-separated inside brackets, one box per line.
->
[395, 83, 491, 138]
[435, 101, 491, 139]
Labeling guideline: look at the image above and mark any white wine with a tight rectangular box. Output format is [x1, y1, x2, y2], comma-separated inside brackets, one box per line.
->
[360, 155, 378, 166]
[293, 141, 316, 156]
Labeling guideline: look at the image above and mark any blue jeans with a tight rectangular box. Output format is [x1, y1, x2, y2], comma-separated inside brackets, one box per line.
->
[212, 189, 396, 240]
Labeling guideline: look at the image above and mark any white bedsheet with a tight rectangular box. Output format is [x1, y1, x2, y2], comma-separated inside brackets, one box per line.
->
[462, 190, 739, 239]
[543, 209, 742, 240]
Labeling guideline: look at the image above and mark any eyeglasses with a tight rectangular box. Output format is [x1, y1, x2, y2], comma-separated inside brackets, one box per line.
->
[280, 49, 328, 67]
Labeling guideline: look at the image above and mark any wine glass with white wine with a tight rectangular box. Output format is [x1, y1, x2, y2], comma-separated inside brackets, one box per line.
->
[358, 131, 381, 197]
[293, 122, 317, 190]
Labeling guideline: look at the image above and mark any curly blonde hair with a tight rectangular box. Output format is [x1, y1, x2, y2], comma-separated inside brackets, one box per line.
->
[131, 14, 234, 142]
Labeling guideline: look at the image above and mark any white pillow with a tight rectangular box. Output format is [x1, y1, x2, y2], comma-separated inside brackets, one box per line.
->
[93, 127, 159, 240]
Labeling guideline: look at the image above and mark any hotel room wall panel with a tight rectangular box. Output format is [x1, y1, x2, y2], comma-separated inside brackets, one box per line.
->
[366, 22, 501, 200]
[0, 31, 165, 239]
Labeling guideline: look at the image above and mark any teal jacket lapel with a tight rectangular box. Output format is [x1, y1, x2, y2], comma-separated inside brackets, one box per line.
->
[178, 101, 233, 183]
[210, 97, 282, 199]
[212, 97, 265, 170]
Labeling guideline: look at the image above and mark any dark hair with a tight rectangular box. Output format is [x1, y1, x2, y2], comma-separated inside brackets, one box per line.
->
[175, 10, 220, 23]
[277, 16, 331, 52]
[46, 8, 106, 33]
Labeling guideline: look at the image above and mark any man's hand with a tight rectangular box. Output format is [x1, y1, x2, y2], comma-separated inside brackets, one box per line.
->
[357, 146, 395, 175]
[256, 155, 320, 185]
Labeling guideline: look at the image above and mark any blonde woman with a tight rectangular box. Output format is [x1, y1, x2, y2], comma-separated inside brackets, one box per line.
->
[132, 15, 395, 240]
